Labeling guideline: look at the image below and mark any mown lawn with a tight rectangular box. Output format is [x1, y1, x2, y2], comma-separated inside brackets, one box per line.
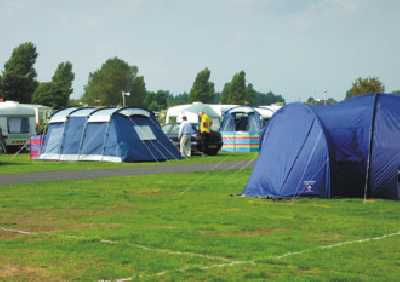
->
[0, 152, 257, 175]
[0, 168, 399, 281]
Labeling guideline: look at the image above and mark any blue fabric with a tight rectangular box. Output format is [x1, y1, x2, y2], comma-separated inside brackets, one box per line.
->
[370, 95, 400, 199]
[111, 113, 180, 162]
[313, 95, 374, 197]
[61, 117, 87, 154]
[104, 121, 119, 157]
[81, 122, 107, 155]
[244, 94, 400, 200]
[245, 104, 330, 198]
[222, 107, 262, 132]
[42, 123, 65, 154]
[41, 108, 180, 162]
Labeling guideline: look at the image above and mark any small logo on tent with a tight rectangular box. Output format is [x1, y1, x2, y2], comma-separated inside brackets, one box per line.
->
[304, 181, 316, 193]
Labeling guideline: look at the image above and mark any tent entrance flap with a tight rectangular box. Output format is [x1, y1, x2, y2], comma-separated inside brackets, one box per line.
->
[221, 106, 263, 152]
[244, 104, 330, 198]
[333, 161, 365, 197]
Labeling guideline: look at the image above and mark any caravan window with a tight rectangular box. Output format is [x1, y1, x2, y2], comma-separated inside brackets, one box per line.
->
[8, 117, 30, 134]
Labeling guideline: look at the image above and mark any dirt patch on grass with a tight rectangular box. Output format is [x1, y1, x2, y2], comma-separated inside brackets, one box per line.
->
[133, 188, 162, 195]
[0, 205, 134, 234]
[224, 208, 242, 212]
[0, 230, 21, 239]
[144, 224, 177, 230]
[200, 228, 287, 238]
[0, 264, 49, 280]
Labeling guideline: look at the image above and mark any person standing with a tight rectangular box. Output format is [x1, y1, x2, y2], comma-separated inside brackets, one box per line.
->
[198, 112, 212, 155]
[178, 116, 193, 158]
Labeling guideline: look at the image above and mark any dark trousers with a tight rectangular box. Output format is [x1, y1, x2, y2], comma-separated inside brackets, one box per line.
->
[200, 132, 209, 153]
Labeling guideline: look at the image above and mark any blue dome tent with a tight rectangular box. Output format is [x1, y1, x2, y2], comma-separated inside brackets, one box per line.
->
[39, 107, 180, 162]
[221, 106, 263, 152]
[244, 94, 400, 200]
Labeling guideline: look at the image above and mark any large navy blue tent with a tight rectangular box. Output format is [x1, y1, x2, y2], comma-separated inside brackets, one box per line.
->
[40, 107, 180, 162]
[244, 94, 400, 200]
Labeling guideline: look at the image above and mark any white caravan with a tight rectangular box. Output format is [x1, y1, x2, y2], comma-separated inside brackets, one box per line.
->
[29, 104, 53, 126]
[0, 101, 37, 147]
[255, 105, 282, 125]
[166, 102, 238, 131]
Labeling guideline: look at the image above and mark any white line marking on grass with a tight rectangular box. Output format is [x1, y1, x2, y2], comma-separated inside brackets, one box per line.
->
[0, 227, 37, 235]
[148, 230, 400, 278]
[126, 242, 234, 262]
[4, 226, 400, 280]
[0, 226, 232, 262]
[151, 259, 256, 278]
[274, 230, 400, 259]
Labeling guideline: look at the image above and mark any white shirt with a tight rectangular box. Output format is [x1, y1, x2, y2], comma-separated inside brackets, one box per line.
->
[179, 121, 193, 138]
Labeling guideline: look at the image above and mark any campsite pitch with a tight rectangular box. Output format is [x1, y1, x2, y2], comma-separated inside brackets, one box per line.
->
[0, 164, 399, 281]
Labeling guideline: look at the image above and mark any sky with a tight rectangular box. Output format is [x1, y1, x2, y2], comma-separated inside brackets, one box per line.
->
[0, 0, 399, 102]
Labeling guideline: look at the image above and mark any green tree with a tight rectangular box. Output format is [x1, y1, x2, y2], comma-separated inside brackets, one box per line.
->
[145, 90, 170, 111]
[126, 76, 146, 107]
[82, 57, 145, 106]
[327, 98, 337, 104]
[167, 92, 190, 106]
[392, 90, 400, 95]
[52, 61, 75, 105]
[246, 83, 256, 105]
[68, 98, 82, 107]
[346, 77, 384, 99]
[32, 61, 75, 108]
[190, 67, 215, 103]
[1, 42, 38, 103]
[305, 97, 337, 105]
[32, 82, 63, 108]
[305, 97, 319, 105]
[254, 91, 285, 106]
[221, 71, 254, 104]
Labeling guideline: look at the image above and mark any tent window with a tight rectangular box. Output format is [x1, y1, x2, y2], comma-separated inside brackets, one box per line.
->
[81, 123, 107, 154]
[43, 123, 64, 153]
[62, 117, 86, 154]
[134, 125, 156, 141]
[234, 113, 249, 131]
[8, 117, 30, 134]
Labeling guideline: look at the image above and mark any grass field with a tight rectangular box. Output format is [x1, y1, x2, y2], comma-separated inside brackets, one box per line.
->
[1, 158, 400, 281]
[0, 152, 257, 175]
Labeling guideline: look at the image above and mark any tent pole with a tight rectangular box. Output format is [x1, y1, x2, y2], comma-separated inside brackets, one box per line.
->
[363, 94, 379, 203]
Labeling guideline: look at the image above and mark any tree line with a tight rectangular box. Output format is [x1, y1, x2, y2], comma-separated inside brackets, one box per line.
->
[306, 77, 400, 105]
[0, 42, 284, 110]
[0, 42, 75, 108]
[80, 59, 285, 111]
[1, 42, 398, 110]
